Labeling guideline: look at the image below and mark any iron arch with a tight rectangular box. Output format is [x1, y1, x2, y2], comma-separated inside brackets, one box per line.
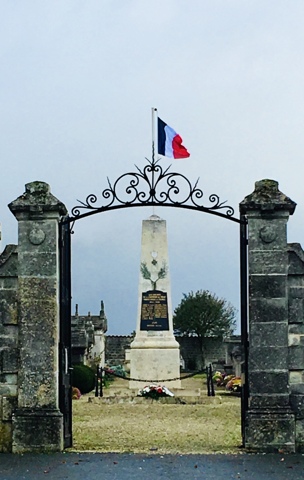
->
[61, 159, 244, 225]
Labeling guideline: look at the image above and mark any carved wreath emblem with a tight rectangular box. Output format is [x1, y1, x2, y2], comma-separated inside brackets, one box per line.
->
[140, 260, 167, 290]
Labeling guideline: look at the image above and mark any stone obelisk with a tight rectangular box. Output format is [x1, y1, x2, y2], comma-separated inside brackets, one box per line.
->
[129, 215, 181, 389]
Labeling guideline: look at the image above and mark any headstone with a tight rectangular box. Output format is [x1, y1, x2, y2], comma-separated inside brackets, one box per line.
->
[129, 215, 181, 389]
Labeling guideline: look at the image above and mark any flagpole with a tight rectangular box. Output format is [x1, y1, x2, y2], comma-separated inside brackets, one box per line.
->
[152, 107, 157, 165]
[151, 107, 157, 216]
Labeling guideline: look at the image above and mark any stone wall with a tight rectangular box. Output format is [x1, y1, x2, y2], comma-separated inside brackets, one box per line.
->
[105, 336, 133, 366]
[0, 245, 18, 452]
[287, 243, 304, 451]
[105, 335, 240, 372]
[177, 336, 227, 370]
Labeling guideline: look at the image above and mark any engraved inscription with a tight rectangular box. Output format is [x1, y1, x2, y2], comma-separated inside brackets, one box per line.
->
[140, 290, 169, 331]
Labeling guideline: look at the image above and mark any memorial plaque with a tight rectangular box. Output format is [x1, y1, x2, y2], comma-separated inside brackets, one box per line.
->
[140, 290, 169, 331]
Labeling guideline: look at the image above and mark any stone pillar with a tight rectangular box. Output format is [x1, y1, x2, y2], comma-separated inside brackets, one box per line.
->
[240, 179, 296, 452]
[8, 181, 67, 453]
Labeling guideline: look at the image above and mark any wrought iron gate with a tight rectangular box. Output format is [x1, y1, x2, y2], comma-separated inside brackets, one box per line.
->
[59, 218, 72, 448]
[240, 214, 248, 446]
[59, 157, 249, 447]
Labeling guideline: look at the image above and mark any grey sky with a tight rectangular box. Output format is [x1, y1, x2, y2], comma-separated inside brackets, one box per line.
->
[1, 1, 304, 334]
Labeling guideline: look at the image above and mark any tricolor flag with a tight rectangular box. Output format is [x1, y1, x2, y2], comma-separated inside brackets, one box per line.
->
[157, 117, 190, 159]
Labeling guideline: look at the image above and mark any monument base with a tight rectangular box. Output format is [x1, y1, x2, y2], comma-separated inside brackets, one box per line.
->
[129, 334, 181, 389]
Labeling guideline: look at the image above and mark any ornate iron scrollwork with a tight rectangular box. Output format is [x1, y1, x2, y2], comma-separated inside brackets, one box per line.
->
[70, 159, 237, 222]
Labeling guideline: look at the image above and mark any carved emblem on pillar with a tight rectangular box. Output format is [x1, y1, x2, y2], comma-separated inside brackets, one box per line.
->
[259, 225, 277, 244]
[28, 227, 46, 245]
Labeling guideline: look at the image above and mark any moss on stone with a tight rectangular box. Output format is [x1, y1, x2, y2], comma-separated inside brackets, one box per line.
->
[240, 178, 296, 214]
[0, 422, 13, 452]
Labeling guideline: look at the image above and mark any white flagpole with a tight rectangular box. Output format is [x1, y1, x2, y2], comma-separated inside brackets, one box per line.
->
[152, 107, 157, 164]
[151, 107, 158, 215]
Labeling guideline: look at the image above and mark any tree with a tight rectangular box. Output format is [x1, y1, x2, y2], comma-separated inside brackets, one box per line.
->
[173, 290, 236, 367]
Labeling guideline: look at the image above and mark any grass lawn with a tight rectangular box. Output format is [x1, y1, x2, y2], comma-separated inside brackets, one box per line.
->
[71, 376, 242, 454]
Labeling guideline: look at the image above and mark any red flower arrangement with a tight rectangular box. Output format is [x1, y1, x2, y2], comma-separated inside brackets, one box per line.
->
[138, 384, 174, 400]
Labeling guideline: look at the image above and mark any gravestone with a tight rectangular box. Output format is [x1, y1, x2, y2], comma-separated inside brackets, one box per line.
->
[129, 215, 181, 389]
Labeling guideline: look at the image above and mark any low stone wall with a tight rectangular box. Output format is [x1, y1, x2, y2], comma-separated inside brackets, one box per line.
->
[105, 335, 240, 372]
[288, 243, 304, 451]
[105, 336, 133, 366]
[177, 336, 227, 370]
[0, 245, 18, 452]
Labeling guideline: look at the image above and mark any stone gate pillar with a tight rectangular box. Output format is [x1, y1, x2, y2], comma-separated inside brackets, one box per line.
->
[9, 181, 67, 453]
[240, 179, 296, 452]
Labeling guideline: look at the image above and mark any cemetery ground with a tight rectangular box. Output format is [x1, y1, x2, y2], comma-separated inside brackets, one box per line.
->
[72, 374, 241, 454]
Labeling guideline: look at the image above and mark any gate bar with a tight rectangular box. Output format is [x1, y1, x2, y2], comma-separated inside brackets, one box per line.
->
[240, 214, 248, 446]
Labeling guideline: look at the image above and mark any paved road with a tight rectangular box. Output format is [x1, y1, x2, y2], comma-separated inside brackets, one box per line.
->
[0, 453, 304, 480]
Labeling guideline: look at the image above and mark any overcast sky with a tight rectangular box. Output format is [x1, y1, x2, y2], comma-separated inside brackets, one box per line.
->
[1, 1, 304, 334]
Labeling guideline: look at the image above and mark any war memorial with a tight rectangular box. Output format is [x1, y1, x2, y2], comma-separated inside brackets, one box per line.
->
[129, 215, 181, 389]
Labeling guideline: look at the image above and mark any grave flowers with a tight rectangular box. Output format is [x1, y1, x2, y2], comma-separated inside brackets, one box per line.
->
[212, 371, 234, 387]
[226, 376, 241, 393]
[138, 384, 174, 400]
[72, 387, 82, 400]
[212, 371, 241, 394]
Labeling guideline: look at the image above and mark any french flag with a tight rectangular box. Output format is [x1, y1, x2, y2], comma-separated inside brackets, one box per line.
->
[158, 117, 190, 159]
